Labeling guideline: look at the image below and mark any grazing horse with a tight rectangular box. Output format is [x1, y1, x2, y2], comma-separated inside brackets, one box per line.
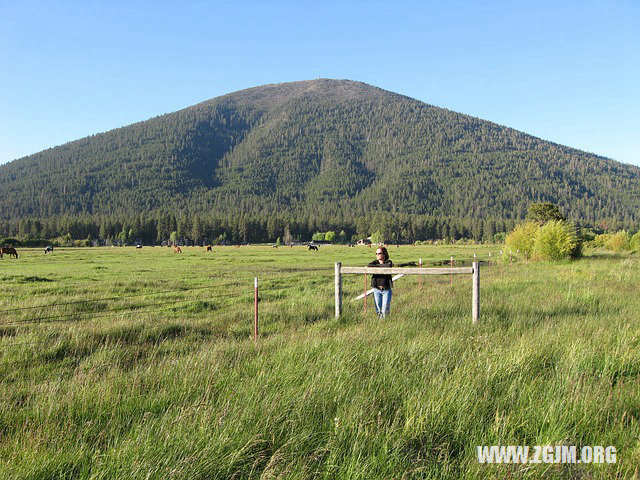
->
[206, 245, 212, 252]
[1, 247, 18, 258]
[44, 245, 54, 254]
[308, 245, 318, 251]
[173, 245, 182, 253]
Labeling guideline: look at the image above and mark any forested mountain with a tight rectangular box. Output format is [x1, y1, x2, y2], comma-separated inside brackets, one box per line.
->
[1, 79, 639, 243]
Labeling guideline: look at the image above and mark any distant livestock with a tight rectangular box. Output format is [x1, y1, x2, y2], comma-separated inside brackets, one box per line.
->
[173, 246, 182, 253]
[0, 247, 18, 258]
[206, 245, 212, 252]
[308, 245, 318, 251]
[44, 245, 54, 254]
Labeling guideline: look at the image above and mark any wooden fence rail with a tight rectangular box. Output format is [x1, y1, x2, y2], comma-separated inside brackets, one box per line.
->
[340, 266, 473, 275]
[335, 262, 480, 324]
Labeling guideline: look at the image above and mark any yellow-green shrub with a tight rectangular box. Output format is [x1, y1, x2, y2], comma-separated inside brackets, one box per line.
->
[593, 233, 611, 248]
[631, 232, 640, 252]
[505, 221, 539, 259]
[533, 220, 580, 260]
[604, 231, 630, 252]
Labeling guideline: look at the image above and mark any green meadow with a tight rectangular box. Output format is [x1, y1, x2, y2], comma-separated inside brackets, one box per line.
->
[1, 245, 639, 479]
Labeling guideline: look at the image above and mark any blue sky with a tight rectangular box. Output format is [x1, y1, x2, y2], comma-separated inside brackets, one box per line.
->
[1, 1, 638, 166]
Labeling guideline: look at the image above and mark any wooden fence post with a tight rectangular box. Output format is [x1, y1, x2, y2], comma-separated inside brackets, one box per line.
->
[450, 256, 454, 286]
[335, 262, 342, 318]
[472, 262, 480, 324]
[254, 277, 259, 342]
[363, 273, 367, 313]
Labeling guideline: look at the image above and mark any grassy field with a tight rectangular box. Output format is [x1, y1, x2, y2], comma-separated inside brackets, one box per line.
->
[0, 244, 639, 479]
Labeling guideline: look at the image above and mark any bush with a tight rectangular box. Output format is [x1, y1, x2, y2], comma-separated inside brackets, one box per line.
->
[493, 232, 507, 243]
[370, 231, 384, 244]
[604, 231, 630, 252]
[0, 238, 21, 247]
[526, 202, 566, 223]
[311, 232, 325, 242]
[593, 233, 611, 248]
[578, 228, 597, 243]
[20, 238, 51, 247]
[631, 231, 640, 252]
[53, 233, 73, 247]
[505, 221, 539, 259]
[74, 239, 92, 247]
[533, 220, 580, 260]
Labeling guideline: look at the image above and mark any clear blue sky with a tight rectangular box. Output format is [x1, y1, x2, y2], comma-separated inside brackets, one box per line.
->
[1, 1, 638, 166]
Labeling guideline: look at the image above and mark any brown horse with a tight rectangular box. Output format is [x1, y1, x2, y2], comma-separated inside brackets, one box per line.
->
[0, 247, 18, 258]
[206, 245, 212, 252]
[173, 245, 182, 253]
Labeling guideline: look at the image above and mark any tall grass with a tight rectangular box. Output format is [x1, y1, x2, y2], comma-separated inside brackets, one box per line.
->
[0, 246, 638, 478]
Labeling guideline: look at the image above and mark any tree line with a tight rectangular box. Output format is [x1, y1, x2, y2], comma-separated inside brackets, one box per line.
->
[0, 212, 516, 246]
[2, 209, 635, 247]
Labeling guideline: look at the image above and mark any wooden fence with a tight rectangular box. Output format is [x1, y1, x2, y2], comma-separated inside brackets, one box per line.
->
[334, 262, 480, 323]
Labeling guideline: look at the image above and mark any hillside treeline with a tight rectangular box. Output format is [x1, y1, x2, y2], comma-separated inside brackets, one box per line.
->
[3, 210, 636, 247]
[1, 212, 526, 246]
[1, 79, 639, 226]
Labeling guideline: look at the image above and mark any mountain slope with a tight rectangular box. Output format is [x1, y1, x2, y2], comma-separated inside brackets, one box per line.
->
[1, 79, 638, 223]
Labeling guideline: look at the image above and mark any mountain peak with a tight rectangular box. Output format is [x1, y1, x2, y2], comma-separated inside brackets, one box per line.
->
[0, 80, 638, 225]
[210, 78, 401, 109]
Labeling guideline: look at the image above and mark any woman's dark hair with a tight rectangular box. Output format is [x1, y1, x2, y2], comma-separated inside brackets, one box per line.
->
[377, 246, 389, 261]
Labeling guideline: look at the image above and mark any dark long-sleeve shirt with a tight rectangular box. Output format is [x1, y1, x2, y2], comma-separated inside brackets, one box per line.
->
[367, 259, 393, 290]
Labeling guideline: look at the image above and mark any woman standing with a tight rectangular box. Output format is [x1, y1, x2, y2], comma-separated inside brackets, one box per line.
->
[368, 246, 393, 318]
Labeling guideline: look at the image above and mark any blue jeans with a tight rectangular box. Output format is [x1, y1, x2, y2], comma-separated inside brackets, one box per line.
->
[373, 288, 392, 318]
